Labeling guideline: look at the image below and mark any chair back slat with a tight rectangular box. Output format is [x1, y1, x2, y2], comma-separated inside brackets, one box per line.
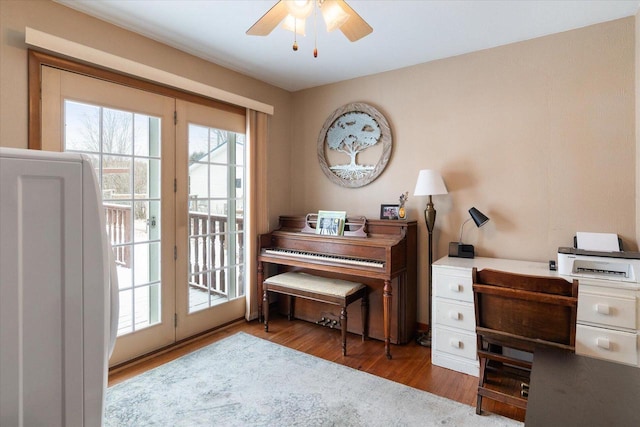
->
[475, 268, 578, 296]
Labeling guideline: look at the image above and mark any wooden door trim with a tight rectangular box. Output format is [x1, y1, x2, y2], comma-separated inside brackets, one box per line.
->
[28, 50, 245, 150]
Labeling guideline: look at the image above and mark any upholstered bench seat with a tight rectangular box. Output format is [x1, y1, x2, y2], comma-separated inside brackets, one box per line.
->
[263, 271, 368, 356]
[264, 271, 366, 298]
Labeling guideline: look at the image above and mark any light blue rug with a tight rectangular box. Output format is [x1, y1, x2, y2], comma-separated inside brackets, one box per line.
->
[104, 332, 522, 426]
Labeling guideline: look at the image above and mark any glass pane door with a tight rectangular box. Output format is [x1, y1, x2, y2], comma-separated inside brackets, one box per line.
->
[187, 125, 245, 312]
[175, 100, 246, 340]
[41, 67, 177, 366]
[65, 101, 163, 336]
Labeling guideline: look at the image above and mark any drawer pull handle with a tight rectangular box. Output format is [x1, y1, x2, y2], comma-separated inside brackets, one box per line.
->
[449, 338, 462, 349]
[596, 337, 611, 350]
[448, 283, 461, 292]
[449, 311, 461, 320]
[594, 303, 611, 315]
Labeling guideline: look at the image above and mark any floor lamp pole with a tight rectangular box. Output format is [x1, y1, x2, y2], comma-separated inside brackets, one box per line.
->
[417, 195, 437, 347]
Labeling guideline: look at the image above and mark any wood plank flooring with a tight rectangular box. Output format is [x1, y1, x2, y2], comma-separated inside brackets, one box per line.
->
[109, 314, 525, 423]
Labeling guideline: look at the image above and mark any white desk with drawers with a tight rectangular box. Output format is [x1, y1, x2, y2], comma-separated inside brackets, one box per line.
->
[431, 256, 640, 376]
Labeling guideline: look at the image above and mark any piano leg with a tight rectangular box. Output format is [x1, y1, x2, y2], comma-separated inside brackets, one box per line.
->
[383, 280, 392, 359]
[361, 291, 369, 342]
[257, 262, 264, 322]
[263, 288, 269, 332]
[340, 306, 347, 356]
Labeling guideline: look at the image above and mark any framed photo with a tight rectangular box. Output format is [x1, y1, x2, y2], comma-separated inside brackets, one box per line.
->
[316, 210, 346, 236]
[380, 204, 400, 220]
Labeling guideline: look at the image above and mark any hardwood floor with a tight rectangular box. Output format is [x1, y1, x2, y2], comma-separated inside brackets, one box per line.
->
[109, 314, 526, 423]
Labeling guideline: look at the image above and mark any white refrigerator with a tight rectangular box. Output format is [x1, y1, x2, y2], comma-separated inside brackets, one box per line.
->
[0, 147, 118, 426]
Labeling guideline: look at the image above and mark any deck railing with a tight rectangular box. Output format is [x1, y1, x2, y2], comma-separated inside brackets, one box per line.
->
[104, 203, 132, 268]
[103, 204, 243, 297]
[188, 212, 243, 297]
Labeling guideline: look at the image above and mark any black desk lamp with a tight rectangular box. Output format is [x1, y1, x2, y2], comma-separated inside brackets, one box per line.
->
[449, 207, 489, 258]
[413, 169, 448, 347]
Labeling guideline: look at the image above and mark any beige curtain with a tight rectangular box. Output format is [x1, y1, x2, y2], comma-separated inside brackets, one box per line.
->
[245, 109, 270, 320]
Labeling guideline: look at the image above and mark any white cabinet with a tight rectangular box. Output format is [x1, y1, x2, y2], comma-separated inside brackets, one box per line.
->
[431, 256, 640, 377]
[576, 282, 639, 366]
[432, 265, 478, 376]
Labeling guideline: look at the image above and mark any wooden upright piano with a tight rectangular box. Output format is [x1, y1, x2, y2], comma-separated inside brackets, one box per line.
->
[257, 215, 417, 359]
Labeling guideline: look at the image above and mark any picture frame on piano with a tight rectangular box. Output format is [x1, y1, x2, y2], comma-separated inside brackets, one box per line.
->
[380, 204, 400, 220]
[316, 210, 346, 236]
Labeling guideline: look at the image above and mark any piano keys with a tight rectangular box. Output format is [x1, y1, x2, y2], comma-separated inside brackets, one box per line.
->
[262, 248, 385, 269]
[257, 215, 417, 359]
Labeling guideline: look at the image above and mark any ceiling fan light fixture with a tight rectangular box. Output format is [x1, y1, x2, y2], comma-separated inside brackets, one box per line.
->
[281, 15, 307, 35]
[247, 0, 372, 52]
[320, 0, 350, 32]
[284, 0, 314, 19]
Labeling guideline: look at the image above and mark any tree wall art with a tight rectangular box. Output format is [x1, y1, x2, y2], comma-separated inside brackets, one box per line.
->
[317, 103, 392, 188]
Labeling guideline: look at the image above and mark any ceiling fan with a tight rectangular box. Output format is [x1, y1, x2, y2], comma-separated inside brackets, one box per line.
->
[247, 0, 373, 56]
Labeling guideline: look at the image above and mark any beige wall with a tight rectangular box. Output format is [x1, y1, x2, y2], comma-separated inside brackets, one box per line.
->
[0, 0, 293, 221]
[1, 2, 636, 328]
[291, 18, 635, 325]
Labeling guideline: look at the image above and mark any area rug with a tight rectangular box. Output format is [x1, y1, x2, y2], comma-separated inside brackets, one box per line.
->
[104, 332, 522, 426]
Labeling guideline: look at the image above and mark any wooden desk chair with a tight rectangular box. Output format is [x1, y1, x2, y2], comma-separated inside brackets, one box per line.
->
[472, 268, 578, 416]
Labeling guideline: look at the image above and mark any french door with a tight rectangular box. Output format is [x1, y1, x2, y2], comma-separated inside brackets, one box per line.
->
[175, 100, 247, 340]
[40, 67, 246, 365]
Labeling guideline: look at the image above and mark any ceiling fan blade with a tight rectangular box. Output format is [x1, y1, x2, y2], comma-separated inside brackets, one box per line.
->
[246, 1, 289, 36]
[336, 0, 373, 42]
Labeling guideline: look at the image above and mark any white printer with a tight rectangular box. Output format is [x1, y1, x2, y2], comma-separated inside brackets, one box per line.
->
[557, 246, 640, 283]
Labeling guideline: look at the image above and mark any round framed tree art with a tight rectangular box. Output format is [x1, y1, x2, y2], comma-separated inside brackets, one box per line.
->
[317, 103, 392, 188]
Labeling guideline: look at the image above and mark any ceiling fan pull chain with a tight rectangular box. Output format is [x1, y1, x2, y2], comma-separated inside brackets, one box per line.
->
[314, 0, 318, 57]
[293, 18, 299, 51]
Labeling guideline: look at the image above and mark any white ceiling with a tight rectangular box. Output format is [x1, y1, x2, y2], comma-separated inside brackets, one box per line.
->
[54, 0, 639, 92]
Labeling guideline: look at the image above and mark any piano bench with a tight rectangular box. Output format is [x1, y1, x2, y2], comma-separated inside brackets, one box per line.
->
[262, 271, 369, 356]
